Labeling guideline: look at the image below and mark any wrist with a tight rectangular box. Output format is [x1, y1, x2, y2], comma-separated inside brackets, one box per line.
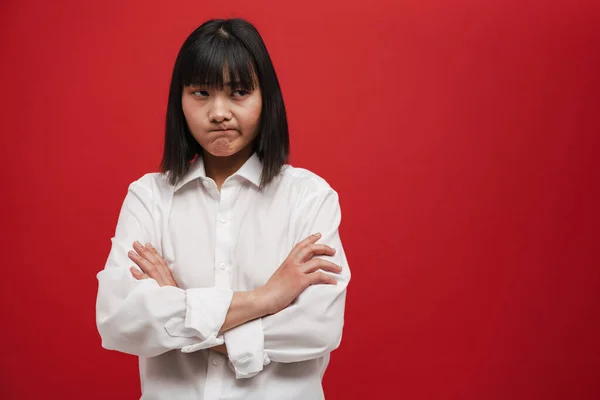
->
[252, 286, 274, 316]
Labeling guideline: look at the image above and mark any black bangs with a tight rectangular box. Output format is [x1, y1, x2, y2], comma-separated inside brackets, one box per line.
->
[180, 31, 258, 91]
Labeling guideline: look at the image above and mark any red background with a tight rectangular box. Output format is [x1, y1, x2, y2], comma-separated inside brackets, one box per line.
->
[1, 0, 599, 399]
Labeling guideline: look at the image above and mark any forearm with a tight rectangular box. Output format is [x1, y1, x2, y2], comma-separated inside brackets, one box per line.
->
[97, 270, 231, 357]
[212, 344, 228, 355]
[220, 283, 348, 377]
[213, 290, 268, 356]
[224, 247, 349, 375]
[219, 290, 268, 334]
[98, 260, 235, 357]
[263, 285, 347, 362]
[98, 282, 191, 357]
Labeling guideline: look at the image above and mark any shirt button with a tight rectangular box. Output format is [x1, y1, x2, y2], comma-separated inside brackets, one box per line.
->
[219, 262, 226, 270]
[219, 214, 228, 223]
[212, 359, 220, 366]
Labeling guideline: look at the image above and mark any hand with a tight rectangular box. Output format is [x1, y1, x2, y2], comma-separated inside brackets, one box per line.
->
[128, 241, 179, 287]
[256, 233, 342, 315]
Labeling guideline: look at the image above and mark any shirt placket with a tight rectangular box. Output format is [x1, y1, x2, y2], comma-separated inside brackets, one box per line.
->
[204, 181, 236, 399]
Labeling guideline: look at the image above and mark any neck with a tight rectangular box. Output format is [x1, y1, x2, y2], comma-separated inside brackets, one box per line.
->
[202, 147, 253, 190]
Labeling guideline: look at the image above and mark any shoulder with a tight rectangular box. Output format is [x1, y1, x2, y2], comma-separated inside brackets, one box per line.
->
[125, 172, 174, 205]
[278, 164, 339, 205]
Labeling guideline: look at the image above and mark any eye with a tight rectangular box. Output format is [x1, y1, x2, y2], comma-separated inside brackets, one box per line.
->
[192, 90, 209, 97]
[232, 89, 251, 97]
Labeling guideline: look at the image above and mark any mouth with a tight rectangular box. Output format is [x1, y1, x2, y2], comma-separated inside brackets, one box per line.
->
[211, 128, 237, 133]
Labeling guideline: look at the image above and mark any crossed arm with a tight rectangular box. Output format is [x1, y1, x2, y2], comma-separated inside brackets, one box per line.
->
[96, 177, 350, 378]
[127, 233, 341, 355]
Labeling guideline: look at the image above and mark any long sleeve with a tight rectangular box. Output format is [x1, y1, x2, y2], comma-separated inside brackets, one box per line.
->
[95, 174, 233, 358]
[224, 188, 350, 378]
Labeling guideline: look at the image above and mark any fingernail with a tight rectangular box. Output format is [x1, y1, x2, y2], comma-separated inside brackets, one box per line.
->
[146, 243, 153, 249]
[128, 251, 135, 257]
[134, 241, 142, 247]
[313, 233, 321, 237]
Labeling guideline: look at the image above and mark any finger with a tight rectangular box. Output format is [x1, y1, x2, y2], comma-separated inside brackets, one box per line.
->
[307, 271, 338, 286]
[133, 241, 160, 264]
[297, 244, 336, 262]
[128, 250, 157, 276]
[139, 242, 174, 284]
[290, 233, 322, 258]
[142, 243, 176, 283]
[302, 258, 342, 274]
[130, 266, 148, 280]
[145, 242, 171, 271]
[129, 248, 175, 287]
[144, 242, 163, 261]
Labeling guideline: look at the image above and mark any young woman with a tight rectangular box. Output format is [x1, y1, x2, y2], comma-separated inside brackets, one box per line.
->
[95, 18, 351, 400]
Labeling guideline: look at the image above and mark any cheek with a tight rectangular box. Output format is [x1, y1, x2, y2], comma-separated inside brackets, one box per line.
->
[181, 100, 193, 125]
[249, 110, 261, 129]
[242, 113, 261, 140]
[244, 100, 263, 132]
[181, 102, 203, 131]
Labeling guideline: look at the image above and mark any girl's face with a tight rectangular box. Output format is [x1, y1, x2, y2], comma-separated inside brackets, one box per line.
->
[181, 77, 262, 158]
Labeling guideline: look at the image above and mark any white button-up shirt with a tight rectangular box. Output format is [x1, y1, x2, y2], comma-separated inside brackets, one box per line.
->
[95, 153, 351, 399]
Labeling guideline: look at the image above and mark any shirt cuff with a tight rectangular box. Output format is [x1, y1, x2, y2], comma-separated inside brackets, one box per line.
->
[224, 318, 270, 379]
[164, 287, 233, 353]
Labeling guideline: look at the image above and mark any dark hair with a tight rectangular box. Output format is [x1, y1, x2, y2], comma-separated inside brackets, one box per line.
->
[160, 18, 289, 188]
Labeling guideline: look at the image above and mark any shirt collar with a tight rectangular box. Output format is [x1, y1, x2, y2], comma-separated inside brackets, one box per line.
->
[173, 152, 262, 192]
[235, 152, 263, 188]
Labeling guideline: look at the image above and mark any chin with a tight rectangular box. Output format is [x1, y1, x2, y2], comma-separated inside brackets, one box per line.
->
[212, 152, 238, 158]
[205, 146, 243, 158]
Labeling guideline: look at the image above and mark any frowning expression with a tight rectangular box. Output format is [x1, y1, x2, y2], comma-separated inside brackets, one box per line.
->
[182, 78, 262, 157]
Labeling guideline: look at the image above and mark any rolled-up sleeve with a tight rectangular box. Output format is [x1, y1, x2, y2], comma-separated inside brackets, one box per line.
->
[95, 175, 233, 358]
[224, 188, 350, 378]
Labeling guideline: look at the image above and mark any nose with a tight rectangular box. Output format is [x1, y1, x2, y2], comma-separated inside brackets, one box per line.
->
[208, 95, 232, 123]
